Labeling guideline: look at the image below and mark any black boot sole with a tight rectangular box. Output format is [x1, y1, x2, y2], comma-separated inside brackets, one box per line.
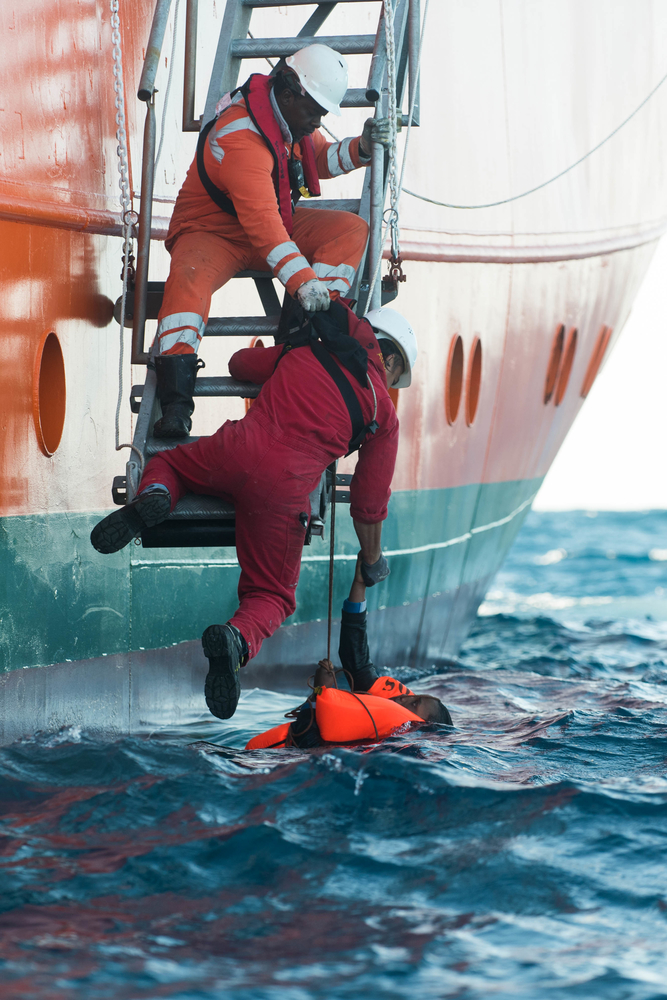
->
[202, 624, 242, 720]
[91, 492, 172, 554]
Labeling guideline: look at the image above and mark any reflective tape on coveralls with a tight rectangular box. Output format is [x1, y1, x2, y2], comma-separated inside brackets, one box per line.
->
[157, 312, 206, 354]
[312, 261, 357, 294]
[326, 137, 356, 176]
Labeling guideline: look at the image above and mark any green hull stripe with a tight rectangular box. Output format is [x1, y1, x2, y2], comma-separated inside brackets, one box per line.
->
[0, 479, 542, 670]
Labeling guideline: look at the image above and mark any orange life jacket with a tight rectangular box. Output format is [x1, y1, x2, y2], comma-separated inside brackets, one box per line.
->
[246, 722, 291, 750]
[245, 677, 421, 750]
[367, 676, 415, 699]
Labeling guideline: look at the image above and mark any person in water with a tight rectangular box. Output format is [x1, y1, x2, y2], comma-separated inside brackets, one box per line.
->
[246, 557, 452, 749]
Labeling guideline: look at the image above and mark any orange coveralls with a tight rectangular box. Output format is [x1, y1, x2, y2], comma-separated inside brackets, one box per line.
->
[158, 90, 370, 356]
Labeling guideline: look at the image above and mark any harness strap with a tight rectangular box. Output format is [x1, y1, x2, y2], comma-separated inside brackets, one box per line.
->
[196, 118, 239, 218]
[310, 339, 378, 455]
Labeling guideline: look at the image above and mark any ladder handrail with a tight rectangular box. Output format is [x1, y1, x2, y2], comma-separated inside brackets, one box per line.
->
[138, 0, 175, 101]
[133, 0, 175, 364]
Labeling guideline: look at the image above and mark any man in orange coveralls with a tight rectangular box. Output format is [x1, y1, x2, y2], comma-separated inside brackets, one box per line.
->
[152, 41, 393, 440]
[91, 299, 418, 722]
[246, 556, 452, 750]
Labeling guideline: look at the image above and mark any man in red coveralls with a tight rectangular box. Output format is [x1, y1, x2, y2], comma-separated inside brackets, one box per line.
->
[151, 41, 392, 439]
[91, 301, 417, 721]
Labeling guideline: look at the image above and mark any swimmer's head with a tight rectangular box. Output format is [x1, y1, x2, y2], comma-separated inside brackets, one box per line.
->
[391, 694, 452, 726]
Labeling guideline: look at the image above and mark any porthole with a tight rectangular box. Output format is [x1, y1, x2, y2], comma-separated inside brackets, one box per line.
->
[580, 325, 612, 398]
[465, 336, 482, 425]
[543, 324, 565, 404]
[244, 337, 265, 413]
[445, 335, 464, 424]
[32, 331, 66, 456]
[554, 327, 577, 406]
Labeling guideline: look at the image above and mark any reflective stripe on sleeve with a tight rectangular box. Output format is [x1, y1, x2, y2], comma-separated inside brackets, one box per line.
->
[266, 240, 301, 270]
[276, 255, 312, 286]
[326, 137, 355, 176]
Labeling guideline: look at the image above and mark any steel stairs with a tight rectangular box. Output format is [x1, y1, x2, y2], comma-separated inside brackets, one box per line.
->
[114, 0, 419, 548]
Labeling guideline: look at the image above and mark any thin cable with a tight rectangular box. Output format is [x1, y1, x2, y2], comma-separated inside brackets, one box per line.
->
[403, 64, 667, 210]
[154, 0, 181, 171]
[327, 464, 336, 662]
[111, 0, 144, 472]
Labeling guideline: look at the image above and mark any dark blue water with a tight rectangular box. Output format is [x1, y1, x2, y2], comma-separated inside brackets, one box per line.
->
[3, 510, 667, 999]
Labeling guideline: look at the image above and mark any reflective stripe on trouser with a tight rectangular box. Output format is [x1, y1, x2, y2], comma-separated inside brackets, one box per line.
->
[137, 416, 322, 659]
[156, 209, 369, 354]
[157, 312, 206, 355]
[312, 261, 358, 295]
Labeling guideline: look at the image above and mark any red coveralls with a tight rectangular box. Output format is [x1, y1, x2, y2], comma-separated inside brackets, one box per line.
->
[158, 76, 370, 356]
[140, 304, 399, 658]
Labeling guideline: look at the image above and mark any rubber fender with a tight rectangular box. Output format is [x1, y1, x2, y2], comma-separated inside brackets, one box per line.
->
[316, 687, 422, 743]
[246, 722, 290, 750]
[367, 675, 415, 699]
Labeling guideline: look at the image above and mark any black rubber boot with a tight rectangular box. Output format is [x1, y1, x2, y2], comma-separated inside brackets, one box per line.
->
[153, 354, 201, 439]
[202, 623, 248, 719]
[91, 489, 171, 554]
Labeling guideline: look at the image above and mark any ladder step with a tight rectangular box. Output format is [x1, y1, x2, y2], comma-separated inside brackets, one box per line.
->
[231, 35, 375, 59]
[244, 0, 366, 6]
[341, 89, 375, 109]
[131, 378, 260, 412]
[168, 494, 235, 520]
[204, 316, 279, 337]
[146, 436, 200, 458]
[301, 198, 361, 213]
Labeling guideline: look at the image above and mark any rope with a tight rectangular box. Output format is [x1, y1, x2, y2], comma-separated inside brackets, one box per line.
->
[110, 0, 144, 473]
[154, 0, 181, 171]
[327, 463, 337, 661]
[403, 64, 667, 211]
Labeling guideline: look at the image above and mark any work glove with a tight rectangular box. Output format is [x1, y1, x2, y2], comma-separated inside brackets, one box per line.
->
[359, 117, 392, 158]
[360, 552, 390, 587]
[297, 278, 331, 312]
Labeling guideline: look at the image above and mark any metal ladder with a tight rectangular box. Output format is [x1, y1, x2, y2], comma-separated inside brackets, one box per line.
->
[114, 0, 419, 548]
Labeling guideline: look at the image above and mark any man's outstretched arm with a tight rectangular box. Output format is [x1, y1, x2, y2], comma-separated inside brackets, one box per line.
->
[339, 556, 379, 692]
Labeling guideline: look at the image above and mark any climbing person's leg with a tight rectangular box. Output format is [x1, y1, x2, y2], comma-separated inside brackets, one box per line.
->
[290, 208, 369, 300]
[153, 230, 253, 439]
[201, 438, 317, 719]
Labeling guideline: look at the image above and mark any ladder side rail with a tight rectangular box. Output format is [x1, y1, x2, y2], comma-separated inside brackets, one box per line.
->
[131, 96, 158, 364]
[183, 0, 199, 132]
[126, 361, 159, 500]
[202, 0, 252, 125]
[297, 3, 338, 37]
[133, 0, 176, 364]
[407, 0, 420, 126]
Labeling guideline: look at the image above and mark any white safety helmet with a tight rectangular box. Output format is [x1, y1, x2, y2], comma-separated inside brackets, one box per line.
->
[365, 307, 417, 389]
[285, 44, 348, 116]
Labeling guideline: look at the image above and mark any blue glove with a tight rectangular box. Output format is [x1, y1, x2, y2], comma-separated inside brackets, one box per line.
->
[360, 553, 390, 587]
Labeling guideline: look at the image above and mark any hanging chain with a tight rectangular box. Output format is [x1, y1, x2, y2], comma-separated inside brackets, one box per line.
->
[110, 0, 143, 472]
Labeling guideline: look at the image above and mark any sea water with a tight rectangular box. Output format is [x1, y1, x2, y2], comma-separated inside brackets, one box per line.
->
[2, 510, 667, 999]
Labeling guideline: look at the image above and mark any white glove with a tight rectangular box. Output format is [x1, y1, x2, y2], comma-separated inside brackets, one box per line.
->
[296, 278, 331, 312]
[359, 117, 392, 157]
